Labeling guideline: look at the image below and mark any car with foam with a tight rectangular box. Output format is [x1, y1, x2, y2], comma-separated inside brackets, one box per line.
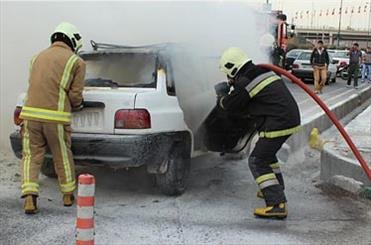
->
[10, 42, 253, 196]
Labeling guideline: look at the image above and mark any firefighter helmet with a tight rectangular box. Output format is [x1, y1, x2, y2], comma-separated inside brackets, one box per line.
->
[51, 22, 83, 52]
[219, 47, 251, 78]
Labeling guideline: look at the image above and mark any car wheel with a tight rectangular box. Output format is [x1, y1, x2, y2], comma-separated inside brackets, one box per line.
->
[41, 158, 57, 178]
[155, 149, 190, 196]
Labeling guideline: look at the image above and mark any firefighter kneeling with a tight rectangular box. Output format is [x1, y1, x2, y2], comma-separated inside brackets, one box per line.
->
[20, 22, 86, 214]
[215, 47, 301, 219]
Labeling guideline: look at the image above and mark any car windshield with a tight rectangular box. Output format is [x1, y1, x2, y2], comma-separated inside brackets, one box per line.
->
[83, 53, 157, 88]
[298, 52, 312, 60]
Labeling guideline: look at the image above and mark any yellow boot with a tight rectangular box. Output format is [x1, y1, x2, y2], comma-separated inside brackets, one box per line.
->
[254, 203, 288, 219]
[63, 193, 75, 207]
[24, 195, 38, 214]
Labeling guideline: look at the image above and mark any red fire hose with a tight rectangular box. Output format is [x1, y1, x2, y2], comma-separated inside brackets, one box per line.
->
[258, 64, 371, 180]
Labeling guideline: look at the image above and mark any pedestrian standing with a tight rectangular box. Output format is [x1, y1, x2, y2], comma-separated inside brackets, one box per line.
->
[310, 40, 330, 94]
[20, 22, 86, 214]
[361, 47, 371, 83]
[347, 43, 362, 89]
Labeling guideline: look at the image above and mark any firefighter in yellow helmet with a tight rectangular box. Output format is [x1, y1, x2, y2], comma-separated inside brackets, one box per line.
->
[215, 47, 301, 219]
[20, 22, 86, 214]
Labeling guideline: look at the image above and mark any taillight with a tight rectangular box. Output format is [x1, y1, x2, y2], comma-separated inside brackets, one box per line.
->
[114, 109, 151, 129]
[14, 106, 23, 126]
[340, 61, 347, 67]
[292, 64, 299, 69]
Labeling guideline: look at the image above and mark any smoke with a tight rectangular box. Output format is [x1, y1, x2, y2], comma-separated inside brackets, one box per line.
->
[0, 1, 270, 151]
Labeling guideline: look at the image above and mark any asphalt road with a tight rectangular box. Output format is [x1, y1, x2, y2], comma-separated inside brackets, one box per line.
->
[0, 77, 370, 244]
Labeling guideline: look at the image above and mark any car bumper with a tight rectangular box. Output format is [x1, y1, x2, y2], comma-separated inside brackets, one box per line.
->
[9, 131, 191, 170]
[292, 69, 314, 80]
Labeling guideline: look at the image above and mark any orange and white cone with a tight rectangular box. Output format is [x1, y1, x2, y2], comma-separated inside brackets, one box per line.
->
[76, 174, 95, 245]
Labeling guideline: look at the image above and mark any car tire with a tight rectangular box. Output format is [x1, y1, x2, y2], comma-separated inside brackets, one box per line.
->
[41, 158, 57, 178]
[155, 149, 190, 196]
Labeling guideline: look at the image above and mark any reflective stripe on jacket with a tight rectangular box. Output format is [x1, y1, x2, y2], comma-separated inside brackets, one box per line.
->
[20, 42, 86, 124]
[219, 63, 301, 138]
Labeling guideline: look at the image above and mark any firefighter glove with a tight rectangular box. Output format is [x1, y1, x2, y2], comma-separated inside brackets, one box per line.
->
[214, 82, 230, 97]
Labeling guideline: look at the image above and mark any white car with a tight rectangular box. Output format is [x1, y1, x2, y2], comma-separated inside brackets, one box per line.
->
[328, 50, 349, 67]
[291, 50, 337, 84]
[10, 42, 254, 196]
[284, 49, 306, 70]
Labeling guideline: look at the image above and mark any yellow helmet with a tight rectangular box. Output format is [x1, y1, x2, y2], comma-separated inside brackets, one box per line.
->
[52, 22, 83, 51]
[219, 47, 251, 78]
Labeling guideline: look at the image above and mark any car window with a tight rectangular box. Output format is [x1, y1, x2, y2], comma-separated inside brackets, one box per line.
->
[298, 52, 312, 60]
[333, 52, 348, 58]
[83, 53, 157, 88]
[287, 50, 302, 58]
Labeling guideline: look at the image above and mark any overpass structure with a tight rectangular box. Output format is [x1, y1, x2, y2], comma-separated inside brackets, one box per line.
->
[295, 27, 371, 47]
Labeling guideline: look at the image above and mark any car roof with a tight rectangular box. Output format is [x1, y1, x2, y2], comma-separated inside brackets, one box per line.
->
[288, 49, 306, 52]
[80, 41, 174, 58]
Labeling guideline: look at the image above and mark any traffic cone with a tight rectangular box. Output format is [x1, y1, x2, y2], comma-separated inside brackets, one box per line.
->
[76, 174, 95, 245]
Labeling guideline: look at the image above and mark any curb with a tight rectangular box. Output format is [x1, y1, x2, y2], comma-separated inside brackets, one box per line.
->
[329, 175, 364, 195]
[360, 186, 371, 200]
[287, 85, 371, 152]
[321, 143, 371, 185]
[328, 175, 371, 201]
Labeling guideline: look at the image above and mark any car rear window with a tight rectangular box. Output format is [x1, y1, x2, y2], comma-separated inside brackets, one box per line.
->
[82, 53, 157, 88]
[287, 50, 302, 58]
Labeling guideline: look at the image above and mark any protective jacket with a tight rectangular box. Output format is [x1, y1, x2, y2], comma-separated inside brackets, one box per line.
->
[219, 63, 301, 138]
[20, 42, 86, 124]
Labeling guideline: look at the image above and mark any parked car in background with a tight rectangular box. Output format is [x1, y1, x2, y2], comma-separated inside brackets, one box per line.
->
[327, 50, 349, 75]
[284, 49, 305, 70]
[291, 50, 337, 84]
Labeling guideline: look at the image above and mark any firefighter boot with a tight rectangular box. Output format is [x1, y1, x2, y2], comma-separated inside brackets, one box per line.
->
[254, 203, 288, 219]
[257, 190, 264, 199]
[24, 195, 38, 214]
[63, 193, 75, 207]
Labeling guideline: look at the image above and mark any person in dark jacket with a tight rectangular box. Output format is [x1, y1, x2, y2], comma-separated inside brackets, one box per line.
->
[215, 47, 301, 219]
[310, 40, 329, 94]
[347, 43, 362, 89]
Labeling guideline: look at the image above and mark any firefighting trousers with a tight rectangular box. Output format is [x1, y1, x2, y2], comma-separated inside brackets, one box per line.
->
[21, 120, 76, 197]
[248, 135, 289, 206]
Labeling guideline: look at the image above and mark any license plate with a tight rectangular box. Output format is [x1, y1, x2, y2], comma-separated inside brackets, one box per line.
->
[72, 109, 103, 130]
